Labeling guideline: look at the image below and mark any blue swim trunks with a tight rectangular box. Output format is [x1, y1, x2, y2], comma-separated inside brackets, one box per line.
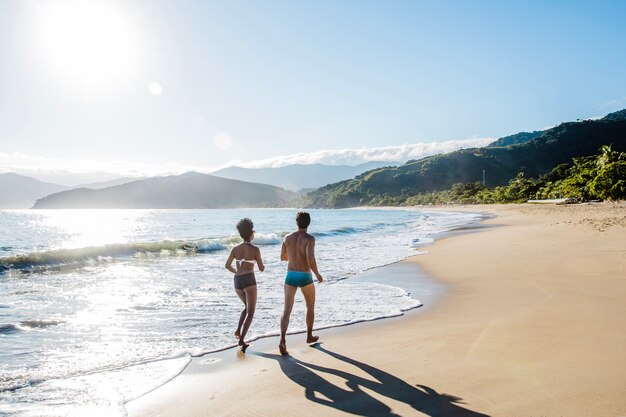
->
[285, 271, 313, 287]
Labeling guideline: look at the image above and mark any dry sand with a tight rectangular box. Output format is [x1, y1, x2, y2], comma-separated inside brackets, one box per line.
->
[127, 203, 626, 417]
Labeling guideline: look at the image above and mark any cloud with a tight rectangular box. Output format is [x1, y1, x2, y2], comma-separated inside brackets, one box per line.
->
[1, 137, 494, 184]
[223, 137, 494, 169]
[0, 152, 180, 176]
[0, 152, 199, 185]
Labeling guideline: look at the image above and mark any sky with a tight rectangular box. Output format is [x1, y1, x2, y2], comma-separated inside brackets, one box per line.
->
[1, 0, 625, 185]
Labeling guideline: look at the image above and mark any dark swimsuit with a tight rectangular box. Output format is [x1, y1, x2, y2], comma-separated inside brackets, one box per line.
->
[234, 272, 256, 290]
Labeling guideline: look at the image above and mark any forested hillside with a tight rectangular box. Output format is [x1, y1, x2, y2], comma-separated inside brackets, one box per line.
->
[304, 112, 626, 208]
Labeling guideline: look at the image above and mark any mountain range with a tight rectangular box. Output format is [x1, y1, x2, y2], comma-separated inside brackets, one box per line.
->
[4, 109, 625, 209]
[211, 161, 392, 191]
[75, 177, 147, 190]
[0, 162, 389, 208]
[0, 174, 149, 209]
[0, 173, 69, 209]
[32, 172, 296, 209]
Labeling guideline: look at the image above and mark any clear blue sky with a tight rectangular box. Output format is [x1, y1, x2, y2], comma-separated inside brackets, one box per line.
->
[1, 0, 625, 183]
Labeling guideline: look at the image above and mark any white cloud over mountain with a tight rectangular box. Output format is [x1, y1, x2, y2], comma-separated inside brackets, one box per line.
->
[1, 137, 493, 185]
[223, 137, 494, 169]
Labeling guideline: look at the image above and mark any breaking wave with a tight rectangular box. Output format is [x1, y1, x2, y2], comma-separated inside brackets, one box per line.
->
[0, 234, 285, 272]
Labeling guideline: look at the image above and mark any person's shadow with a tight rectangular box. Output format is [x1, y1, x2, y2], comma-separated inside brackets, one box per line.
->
[253, 344, 489, 417]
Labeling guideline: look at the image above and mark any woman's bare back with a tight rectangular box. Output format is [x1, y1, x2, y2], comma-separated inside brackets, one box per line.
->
[231, 242, 259, 275]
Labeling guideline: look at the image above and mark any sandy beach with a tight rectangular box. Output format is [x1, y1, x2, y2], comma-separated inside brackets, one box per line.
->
[126, 203, 626, 417]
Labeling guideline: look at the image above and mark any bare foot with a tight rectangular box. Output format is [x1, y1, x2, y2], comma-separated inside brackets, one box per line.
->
[307, 335, 319, 344]
[239, 339, 249, 352]
[279, 340, 288, 356]
[234, 331, 241, 339]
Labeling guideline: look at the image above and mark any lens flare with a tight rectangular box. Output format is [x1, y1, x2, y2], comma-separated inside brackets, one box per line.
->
[148, 82, 163, 95]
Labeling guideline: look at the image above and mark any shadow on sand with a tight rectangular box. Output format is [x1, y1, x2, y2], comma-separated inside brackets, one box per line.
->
[253, 344, 489, 417]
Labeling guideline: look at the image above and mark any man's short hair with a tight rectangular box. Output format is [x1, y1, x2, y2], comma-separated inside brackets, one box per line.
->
[296, 212, 311, 229]
[236, 218, 254, 240]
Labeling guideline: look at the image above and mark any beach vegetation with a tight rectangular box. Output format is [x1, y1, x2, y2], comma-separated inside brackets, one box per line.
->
[400, 147, 626, 205]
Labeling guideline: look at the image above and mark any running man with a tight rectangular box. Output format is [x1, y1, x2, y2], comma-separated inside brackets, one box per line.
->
[279, 211, 323, 355]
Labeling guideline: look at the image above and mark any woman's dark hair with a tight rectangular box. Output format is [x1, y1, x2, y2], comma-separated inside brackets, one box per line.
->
[236, 218, 254, 240]
[296, 212, 311, 229]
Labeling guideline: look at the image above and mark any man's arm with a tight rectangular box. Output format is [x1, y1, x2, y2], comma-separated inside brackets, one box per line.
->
[280, 240, 288, 261]
[306, 237, 323, 283]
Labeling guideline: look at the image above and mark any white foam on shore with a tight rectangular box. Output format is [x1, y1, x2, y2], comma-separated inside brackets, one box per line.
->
[0, 356, 191, 417]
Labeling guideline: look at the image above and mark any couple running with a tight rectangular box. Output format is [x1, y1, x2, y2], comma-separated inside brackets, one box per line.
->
[224, 211, 323, 355]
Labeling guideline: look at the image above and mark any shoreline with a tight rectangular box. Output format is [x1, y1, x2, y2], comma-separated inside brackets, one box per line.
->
[125, 242, 452, 407]
[124, 260, 448, 416]
[127, 203, 626, 417]
[124, 209, 482, 412]
[122, 207, 488, 404]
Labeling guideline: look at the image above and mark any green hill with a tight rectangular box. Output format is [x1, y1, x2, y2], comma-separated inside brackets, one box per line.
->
[487, 131, 542, 147]
[304, 114, 626, 208]
[602, 109, 626, 121]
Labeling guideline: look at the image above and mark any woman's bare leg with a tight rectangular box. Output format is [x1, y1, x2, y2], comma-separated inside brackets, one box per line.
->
[235, 288, 248, 339]
[238, 285, 257, 350]
[234, 288, 246, 338]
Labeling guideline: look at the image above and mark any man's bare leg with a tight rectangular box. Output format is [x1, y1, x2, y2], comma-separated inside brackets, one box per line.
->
[301, 283, 318, 344]
[280, 284, 297, 355]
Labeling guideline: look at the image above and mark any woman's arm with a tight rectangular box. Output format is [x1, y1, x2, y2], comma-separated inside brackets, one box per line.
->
[256, 247, 265, 272]
[225, 249, 237, 273]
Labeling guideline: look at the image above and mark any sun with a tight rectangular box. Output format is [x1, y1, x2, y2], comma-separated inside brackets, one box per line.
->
[34, 0, 140, 87]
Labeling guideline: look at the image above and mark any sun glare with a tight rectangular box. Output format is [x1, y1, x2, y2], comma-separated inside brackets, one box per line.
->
[34, 0, 140, 88]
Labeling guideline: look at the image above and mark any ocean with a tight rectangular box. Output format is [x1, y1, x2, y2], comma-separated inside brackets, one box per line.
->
[0, 208, 484, 416]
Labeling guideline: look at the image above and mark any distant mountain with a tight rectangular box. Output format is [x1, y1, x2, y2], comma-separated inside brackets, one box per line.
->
[211, 161, 393, 191]
[304, 112, 626, 208]
[32, 172, 296, 209]
[0, 173, 68, 209]
[488, 131, 543, 147]
[77, 177, 147, 189]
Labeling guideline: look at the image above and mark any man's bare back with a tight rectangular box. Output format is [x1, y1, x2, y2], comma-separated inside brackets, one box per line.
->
[281, 230, 322, 282]
[283, 231, 313, 272]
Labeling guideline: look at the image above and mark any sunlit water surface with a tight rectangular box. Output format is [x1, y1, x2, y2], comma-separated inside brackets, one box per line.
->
[0, 208, 484, 416]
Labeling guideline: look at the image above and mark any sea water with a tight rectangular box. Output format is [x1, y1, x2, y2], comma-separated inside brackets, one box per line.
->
[0, 208, 484, 416]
